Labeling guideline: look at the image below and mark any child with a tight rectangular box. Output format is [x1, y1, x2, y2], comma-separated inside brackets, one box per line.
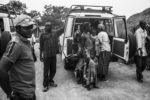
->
[84, 50, 99, 90]
[91, 28, 100, 58]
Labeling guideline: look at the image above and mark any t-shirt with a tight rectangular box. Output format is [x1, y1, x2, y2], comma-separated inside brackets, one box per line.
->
[3, 34, 35, 98]
[98, 31, 111, 52]
[135, 27, 147, 56]
[40, 28, 64, 57]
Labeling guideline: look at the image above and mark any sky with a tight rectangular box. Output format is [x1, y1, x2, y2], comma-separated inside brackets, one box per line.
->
[1, 0, 150, 18]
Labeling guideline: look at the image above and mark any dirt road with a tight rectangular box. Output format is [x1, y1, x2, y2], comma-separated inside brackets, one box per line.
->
[0, 43, 150, 100]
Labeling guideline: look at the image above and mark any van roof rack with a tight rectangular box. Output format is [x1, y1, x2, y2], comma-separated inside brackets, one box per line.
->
[69, 5, 113, 14]
[0, 4, 17, 17]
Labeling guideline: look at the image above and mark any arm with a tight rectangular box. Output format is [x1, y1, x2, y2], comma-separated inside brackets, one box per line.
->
[135, 30, 142, 56]
[56, 27, 64, 38]
[0, 41, 21, 97]
[0, 58, 13, 97]
[135, 31, 142, 49]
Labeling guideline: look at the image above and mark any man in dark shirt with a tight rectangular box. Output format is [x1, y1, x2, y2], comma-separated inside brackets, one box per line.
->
[40, 22, 64, 92]
[0, 14, 36, 100]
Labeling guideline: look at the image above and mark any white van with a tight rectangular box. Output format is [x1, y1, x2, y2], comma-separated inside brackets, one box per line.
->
[62, 5, 135, 69]
[0, 4, 16, 35]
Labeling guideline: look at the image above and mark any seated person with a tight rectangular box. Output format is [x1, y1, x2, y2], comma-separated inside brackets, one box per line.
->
[74, 58, 85, 84]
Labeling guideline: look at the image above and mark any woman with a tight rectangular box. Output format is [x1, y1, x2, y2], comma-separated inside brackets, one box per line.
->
[97, 24, 111, 81]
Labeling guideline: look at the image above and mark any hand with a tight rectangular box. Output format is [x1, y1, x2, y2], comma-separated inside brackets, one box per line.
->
[138, 48, 143, 56]
[84, 75, 86, 79]
[40, 56, 43, 62]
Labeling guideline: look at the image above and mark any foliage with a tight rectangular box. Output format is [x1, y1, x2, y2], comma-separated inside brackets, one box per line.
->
[7, 0, 27, 14]
[27, 10, 41, 18]
[25, 10, 42, 25]
[2, 1, 70, 28]
[127, 7, 150, 34]
[41, 4, 69, 27]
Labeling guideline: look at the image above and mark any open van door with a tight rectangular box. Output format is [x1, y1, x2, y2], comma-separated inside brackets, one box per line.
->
[112, 16, 129, 62]
[62, 16, 75, 60]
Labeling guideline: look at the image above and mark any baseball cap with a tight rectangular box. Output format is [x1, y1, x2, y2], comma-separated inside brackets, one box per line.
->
[45, 22, 51, 26]
[14, 14, 35, 27]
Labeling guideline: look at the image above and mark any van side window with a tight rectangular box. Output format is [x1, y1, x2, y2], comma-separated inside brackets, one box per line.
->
[114, 19, 126, 39]
[65, 17, 74, 37]
[9, 19, 15, 32]
[105, 19, 114, 36]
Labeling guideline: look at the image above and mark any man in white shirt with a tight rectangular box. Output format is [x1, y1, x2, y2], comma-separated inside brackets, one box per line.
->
[134, 20, 147, 82]
[97, 24, 111, 81]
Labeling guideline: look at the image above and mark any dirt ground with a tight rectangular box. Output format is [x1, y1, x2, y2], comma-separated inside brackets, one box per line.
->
[0, 43, 150, 100]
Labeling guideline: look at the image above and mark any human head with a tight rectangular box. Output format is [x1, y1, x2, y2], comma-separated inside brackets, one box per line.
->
[98, 20, 104, 24]
[45, 22, 52, 32]
[98, 24, 105, 32]
[92, 28, 97, 36]
[77, 25, 80, 30]
[82, 22, 90, 33]
[14, 14, 35, 38]
[139, 20, 146, 30]
[90, 50, 95, 59]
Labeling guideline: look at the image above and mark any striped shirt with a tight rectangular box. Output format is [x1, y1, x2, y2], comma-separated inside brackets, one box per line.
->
[40, 28, 64, 57]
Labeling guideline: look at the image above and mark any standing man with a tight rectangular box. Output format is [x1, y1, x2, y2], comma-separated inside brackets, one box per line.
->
[97, 24, 111, 81]
[134, 20, 148, 82]
[0, 14, 36, 100]
[40, 22, 64, 92]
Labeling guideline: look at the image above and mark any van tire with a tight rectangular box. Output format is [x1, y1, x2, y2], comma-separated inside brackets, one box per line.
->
[64, 58, 69, 70]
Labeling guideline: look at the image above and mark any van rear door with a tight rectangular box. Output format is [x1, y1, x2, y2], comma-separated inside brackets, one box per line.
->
[112, 16, 129, 62]
[62, 16, 75, 60]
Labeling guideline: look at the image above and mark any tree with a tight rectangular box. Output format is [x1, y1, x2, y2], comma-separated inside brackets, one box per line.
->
[27, 10, 41, 18]
[26, 10, 42, 25]
[7, 0, 27, 14]
[41, 5, 69, 27]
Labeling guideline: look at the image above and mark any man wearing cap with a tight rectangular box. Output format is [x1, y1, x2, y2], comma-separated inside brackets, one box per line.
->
[134, 20, 148, 82]
[97, 24, 111, 81]
[0, 14, 36, 100]
[40, 22, 64, 92]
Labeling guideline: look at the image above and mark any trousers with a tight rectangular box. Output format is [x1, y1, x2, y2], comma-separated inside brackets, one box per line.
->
[134, 56, 147, 80]
[98, 51, 111, 78]
[43, 56, 56, 87]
